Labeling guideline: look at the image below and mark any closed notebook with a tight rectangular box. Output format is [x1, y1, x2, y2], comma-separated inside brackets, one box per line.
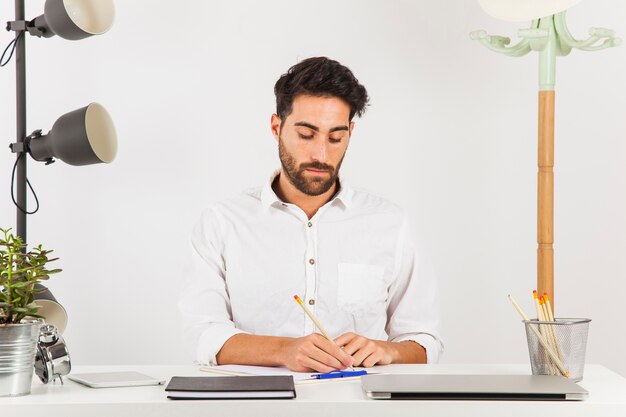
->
[165, 376, 296, 399]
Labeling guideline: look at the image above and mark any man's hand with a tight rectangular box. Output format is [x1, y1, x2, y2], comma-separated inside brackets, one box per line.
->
[216, 333, 425, 371]
[335, 333, 427, 366]
[281, 333, 354, 373]
[334, 332, 395, 367]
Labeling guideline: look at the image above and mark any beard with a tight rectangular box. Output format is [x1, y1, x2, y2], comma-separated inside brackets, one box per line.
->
[278, 137, 344, 196]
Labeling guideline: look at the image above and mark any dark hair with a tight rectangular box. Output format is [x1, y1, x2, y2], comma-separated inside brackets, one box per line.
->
[274, 57, 369, 121]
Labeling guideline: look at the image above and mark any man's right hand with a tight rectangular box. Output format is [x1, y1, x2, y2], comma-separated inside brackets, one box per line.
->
[281, 333, 354, 373]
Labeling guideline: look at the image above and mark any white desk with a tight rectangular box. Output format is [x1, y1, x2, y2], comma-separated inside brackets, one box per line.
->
[2, 364, 625, 417]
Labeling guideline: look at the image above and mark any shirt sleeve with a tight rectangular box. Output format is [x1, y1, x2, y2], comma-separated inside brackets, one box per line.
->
[179, 207, 248, 365]
[385, 211, 444, 363]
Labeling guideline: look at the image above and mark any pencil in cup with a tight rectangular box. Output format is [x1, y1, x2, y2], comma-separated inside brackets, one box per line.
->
[508, 294, 570, 378]
[293, 295, 354, 370]
[540, 295, 563, 367]
[533, 290, 558, 375]
[533, 291, 557, 375]
[540, 294, 565, 372]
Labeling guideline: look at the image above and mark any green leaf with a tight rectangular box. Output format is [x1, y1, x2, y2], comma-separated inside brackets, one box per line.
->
[12, 266, 38, 273]
[0, 230, 61, 317]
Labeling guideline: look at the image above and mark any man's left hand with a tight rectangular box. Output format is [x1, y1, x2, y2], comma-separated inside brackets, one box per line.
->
[334, 332, 396, 367]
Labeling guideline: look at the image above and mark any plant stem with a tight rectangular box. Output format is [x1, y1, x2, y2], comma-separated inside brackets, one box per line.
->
[6, 237, 14, 323]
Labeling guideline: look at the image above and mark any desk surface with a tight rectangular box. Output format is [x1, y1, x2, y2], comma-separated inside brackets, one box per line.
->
[2, 364, 626, 417]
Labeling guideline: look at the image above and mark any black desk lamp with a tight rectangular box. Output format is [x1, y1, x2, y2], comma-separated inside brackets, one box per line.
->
[3, 0, 117, 383]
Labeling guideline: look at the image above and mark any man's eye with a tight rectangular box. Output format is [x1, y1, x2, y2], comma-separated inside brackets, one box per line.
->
[299, 134, 314, 140]
[329, 138, 342, 143]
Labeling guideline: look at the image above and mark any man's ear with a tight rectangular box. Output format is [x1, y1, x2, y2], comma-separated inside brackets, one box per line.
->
[271, 114, 282, 141]
[349, 121, 355, 137]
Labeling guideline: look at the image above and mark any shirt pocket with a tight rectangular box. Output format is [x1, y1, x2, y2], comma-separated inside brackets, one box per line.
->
[337, 263, 386, 314]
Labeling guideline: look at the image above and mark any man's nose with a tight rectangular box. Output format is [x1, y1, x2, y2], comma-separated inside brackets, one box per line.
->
[311, 140, 328, 163]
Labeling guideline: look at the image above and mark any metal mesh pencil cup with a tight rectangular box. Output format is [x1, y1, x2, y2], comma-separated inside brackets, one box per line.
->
[524, 318, 591, 382]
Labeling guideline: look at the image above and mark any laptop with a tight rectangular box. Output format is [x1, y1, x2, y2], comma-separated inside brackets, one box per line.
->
[361, 374, 588, 401]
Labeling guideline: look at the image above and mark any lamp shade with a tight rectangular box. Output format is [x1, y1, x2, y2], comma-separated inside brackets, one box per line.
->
[28, 103, 117, 166]
[35, 285, 68, 334]
[478, 0, 583, 21]
[35, 0, 115, 40]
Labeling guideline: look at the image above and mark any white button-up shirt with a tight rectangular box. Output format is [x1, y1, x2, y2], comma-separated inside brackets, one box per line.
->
[180, 174, 443, 365]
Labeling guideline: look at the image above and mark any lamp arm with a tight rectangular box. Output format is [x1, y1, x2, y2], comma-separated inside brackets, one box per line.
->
[7, 17, 54, 38]
[470, 20, 543, 57]
[470, 30, 532, 57]
[576, 37, 622, 52]
[24, 130, 56, 164]
[554, 11, 622, 52]
[30, 15, 55, 38]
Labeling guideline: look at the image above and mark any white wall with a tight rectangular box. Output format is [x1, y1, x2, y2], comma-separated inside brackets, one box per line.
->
[1, 0, 624, 375]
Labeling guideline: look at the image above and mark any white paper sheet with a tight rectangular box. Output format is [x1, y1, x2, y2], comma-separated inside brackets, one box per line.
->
[200, 364, 374, 383]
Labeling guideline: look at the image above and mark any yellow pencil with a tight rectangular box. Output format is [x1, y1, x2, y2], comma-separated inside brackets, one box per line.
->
[293, 295, 354, 370]
[538, 294, 557, 375]
[532, 290, 544, 320]
[294, 295, 333, 341]
[543, 292, 555, 322]
[533, 291, 555, 375]
[543, 292, 564, 363]
[508, 294, 569, 377]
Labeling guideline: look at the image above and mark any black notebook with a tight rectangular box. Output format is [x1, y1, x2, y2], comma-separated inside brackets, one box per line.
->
[165, 376, 296, 400]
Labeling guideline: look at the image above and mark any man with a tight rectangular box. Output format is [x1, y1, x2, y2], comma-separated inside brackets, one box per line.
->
[180, 57, 442, 372]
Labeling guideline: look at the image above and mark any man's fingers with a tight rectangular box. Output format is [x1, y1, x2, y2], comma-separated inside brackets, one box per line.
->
[300, 356, 336, 374]
[361, 351, 383, 368]
[304, 339, 347, 369]
[334, 332, 357, 346]
[351, 340, 379, 366]
[308, 349, 345, 370]
[340, 336, 368, 356]
[352, 349, 371, 366]
[311, 335, 353, 367]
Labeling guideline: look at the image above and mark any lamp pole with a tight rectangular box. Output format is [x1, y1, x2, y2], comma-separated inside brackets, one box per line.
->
[14, 0, 27, 244]
[471, 10, 620, 310]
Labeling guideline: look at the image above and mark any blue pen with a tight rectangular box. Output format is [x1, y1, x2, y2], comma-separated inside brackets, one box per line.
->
[312, 370, 368, 380]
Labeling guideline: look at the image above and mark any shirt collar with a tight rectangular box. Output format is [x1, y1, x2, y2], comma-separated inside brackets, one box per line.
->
[260, 170, 353, 210]
[260, 171, 283, 210]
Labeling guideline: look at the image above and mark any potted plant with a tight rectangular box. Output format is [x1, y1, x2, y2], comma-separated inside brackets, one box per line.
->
[0, 228, 61, 397]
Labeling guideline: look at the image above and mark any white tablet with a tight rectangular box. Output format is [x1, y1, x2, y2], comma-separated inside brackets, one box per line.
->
[68, 372, 166, 388]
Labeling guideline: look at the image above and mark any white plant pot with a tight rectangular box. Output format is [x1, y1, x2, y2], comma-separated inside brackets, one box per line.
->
[0, 320, 42, 397]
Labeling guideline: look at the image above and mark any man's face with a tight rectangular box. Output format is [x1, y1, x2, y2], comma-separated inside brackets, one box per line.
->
[272, 95, 354, 196]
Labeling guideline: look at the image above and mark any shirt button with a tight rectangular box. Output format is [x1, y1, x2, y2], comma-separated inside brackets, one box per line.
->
[308, 299, 315, 305]
[309, 258, 315, 265]
[307, 222, 312, 227]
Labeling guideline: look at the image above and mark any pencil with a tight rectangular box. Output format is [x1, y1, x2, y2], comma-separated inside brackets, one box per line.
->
[508, 294, 569, 377]
[538, 294, 557, 375]
[532, 291, 543, 319]
[293, 295, 354, 370]
[543, 292, 555, 322]
[294, 295, 333, 340]
[533, 291, 554, 374]
[543, 292, 564, 364]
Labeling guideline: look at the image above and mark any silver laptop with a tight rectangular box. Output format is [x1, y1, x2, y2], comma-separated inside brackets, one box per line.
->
[362, 374, 588, 401]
